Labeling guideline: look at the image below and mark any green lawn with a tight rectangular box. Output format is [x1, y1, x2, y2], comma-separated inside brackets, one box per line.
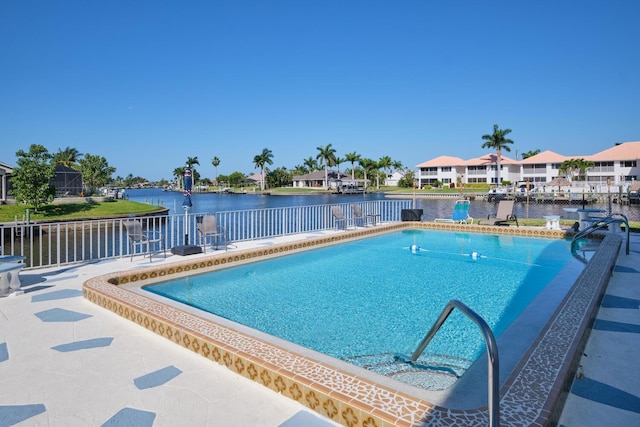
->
[0, 200, 165, 223]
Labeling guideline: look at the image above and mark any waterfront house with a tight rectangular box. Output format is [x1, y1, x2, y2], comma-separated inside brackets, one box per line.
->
[416, 141, 640, 191]
[0, 162, 13, 203]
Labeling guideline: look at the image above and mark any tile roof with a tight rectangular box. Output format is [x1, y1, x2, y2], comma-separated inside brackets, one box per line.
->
[586, 141, 640, 161]
[465, 154, 518, 166]
[415, 141, 640, 167]
[416, 155, 466, 167]
[520, 150, 570, 164]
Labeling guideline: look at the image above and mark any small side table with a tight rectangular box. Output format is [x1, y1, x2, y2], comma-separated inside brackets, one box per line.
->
[367, 214, 381, 226]
[543, 215, 561, 230]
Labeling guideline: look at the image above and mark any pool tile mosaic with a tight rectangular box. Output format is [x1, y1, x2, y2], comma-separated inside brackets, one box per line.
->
[83, 223, 621, 426]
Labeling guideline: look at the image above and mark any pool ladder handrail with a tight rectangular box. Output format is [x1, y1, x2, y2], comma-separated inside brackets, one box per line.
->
[571, 213, 630, 256]
[411, 299, 500, 427]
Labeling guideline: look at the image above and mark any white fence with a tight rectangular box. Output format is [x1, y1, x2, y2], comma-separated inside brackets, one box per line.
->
[1, 200, 413, 270]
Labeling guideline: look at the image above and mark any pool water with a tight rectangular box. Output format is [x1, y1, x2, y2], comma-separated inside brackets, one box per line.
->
[144, 230, 578, 383]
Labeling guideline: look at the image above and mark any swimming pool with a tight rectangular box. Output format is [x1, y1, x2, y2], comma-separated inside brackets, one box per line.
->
[143, 230, 578, 388]
[84, 222, 621, 426]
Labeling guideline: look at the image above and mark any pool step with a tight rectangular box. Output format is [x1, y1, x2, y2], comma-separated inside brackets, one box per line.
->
[343, 353, 472, 391]
[574, 237, 602, 251]
[573, 238, 601, 264]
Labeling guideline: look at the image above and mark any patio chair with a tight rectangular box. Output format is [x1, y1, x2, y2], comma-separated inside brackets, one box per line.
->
[352, 204, 380, 227]
[331, 206, 349, 230]
[434, 200, 473, 224]
[197, 215, 227, 253]
[124, 220, 165, 261]
[478, 200, 518, 227]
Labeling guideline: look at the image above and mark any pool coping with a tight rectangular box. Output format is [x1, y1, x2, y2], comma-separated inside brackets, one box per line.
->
[83, 222, 621, 427]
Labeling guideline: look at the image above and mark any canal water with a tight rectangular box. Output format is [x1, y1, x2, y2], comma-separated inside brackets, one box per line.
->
[126, 188, 640, 222]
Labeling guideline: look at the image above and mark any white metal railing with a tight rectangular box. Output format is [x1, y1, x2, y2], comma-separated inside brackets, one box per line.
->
[0, 200, 412, 270]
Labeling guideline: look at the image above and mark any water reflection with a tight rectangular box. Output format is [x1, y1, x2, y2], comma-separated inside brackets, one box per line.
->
[127, 188, 640, 222]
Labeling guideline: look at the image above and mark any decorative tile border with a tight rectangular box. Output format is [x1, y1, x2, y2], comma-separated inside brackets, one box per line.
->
[83, 223, 621, 426]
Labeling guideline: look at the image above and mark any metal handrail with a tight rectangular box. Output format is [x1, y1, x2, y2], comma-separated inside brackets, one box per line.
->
[571, 213, 629, 255]
[411, 299, 500, 427]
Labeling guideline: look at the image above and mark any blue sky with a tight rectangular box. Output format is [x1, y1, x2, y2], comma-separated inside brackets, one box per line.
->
[1, 0, 638, 181]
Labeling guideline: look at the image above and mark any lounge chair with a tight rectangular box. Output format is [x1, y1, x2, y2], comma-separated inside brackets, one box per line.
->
[331, 206, 350, 230]
[197, 215, 227, 252]
[123, 220, 165, 261]
[434, 200, 473, 224]
[478, 200, 518, 227]
[352, 204, 380, 227]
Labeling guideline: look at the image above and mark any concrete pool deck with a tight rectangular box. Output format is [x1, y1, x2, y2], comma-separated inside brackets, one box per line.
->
[0, 225, 638, 426]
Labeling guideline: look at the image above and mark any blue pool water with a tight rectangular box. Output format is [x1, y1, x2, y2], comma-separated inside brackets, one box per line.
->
[144, 230, 579, 378]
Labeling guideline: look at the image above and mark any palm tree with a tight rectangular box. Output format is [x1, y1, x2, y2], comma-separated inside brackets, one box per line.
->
[291, 165, 307, 175]
[316, 144, 337, 190]
[173, 166, 185, 190]
[253, 148, 273, 191]
[378, 156, 393, 187]
[344, 152, 360, 180]
[358, 158, 376, 190]
[521, 149, 541, 159]
[186, 156, 199, 168]
[335, 156, 345, 174]
[303, 156, 318, 173]
[53, 146, 82, 168]
[481, 124, 514, 185]
[575, 159, 595, 182]
[559, 158, 594, 182]
[211, 156, 221, 186]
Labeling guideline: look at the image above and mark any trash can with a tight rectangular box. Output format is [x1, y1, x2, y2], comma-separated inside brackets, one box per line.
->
[401, 209, 423, 221]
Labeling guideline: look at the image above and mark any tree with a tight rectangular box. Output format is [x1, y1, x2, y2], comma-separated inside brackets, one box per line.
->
[184, 156, 200, 188]
[267, 167, 292, 188]
[253, 148, 273, 191]
[481, 124, 514, 185]
[559, 158, 594, 182]
[227, 171, 247, 186]
[211, 156, 221, 185]
[302, 156, 318, 173]
[378, 155, 393, 187]
[521, 149, 540, 159]
[186, 156, 200, 168]
[291, 165, 308, 175]
[358, 157, 377, 190]
[52, 146, 82, 168]
[122, 174, 146, 188]
[316, 144, 337, 190]
[173, 166, 185, 190]
[398, 170, 415, 188]
[345, 151, 360, 180]
[9, 144, 56, 211]
[575, 159, 594, 182]
[77, 153, 116, 194]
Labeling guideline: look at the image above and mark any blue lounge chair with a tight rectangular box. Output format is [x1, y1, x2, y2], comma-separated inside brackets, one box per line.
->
[435, 200, 473, 224]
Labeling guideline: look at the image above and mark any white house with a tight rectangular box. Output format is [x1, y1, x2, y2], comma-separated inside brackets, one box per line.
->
[0, 161, 13, 203]
[292, 170, 357, 189]
[464, 154, 521, 186]
[415, 156, 466, 188]
[385, 170, 407, 186]
[416, 141, 640, 190]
